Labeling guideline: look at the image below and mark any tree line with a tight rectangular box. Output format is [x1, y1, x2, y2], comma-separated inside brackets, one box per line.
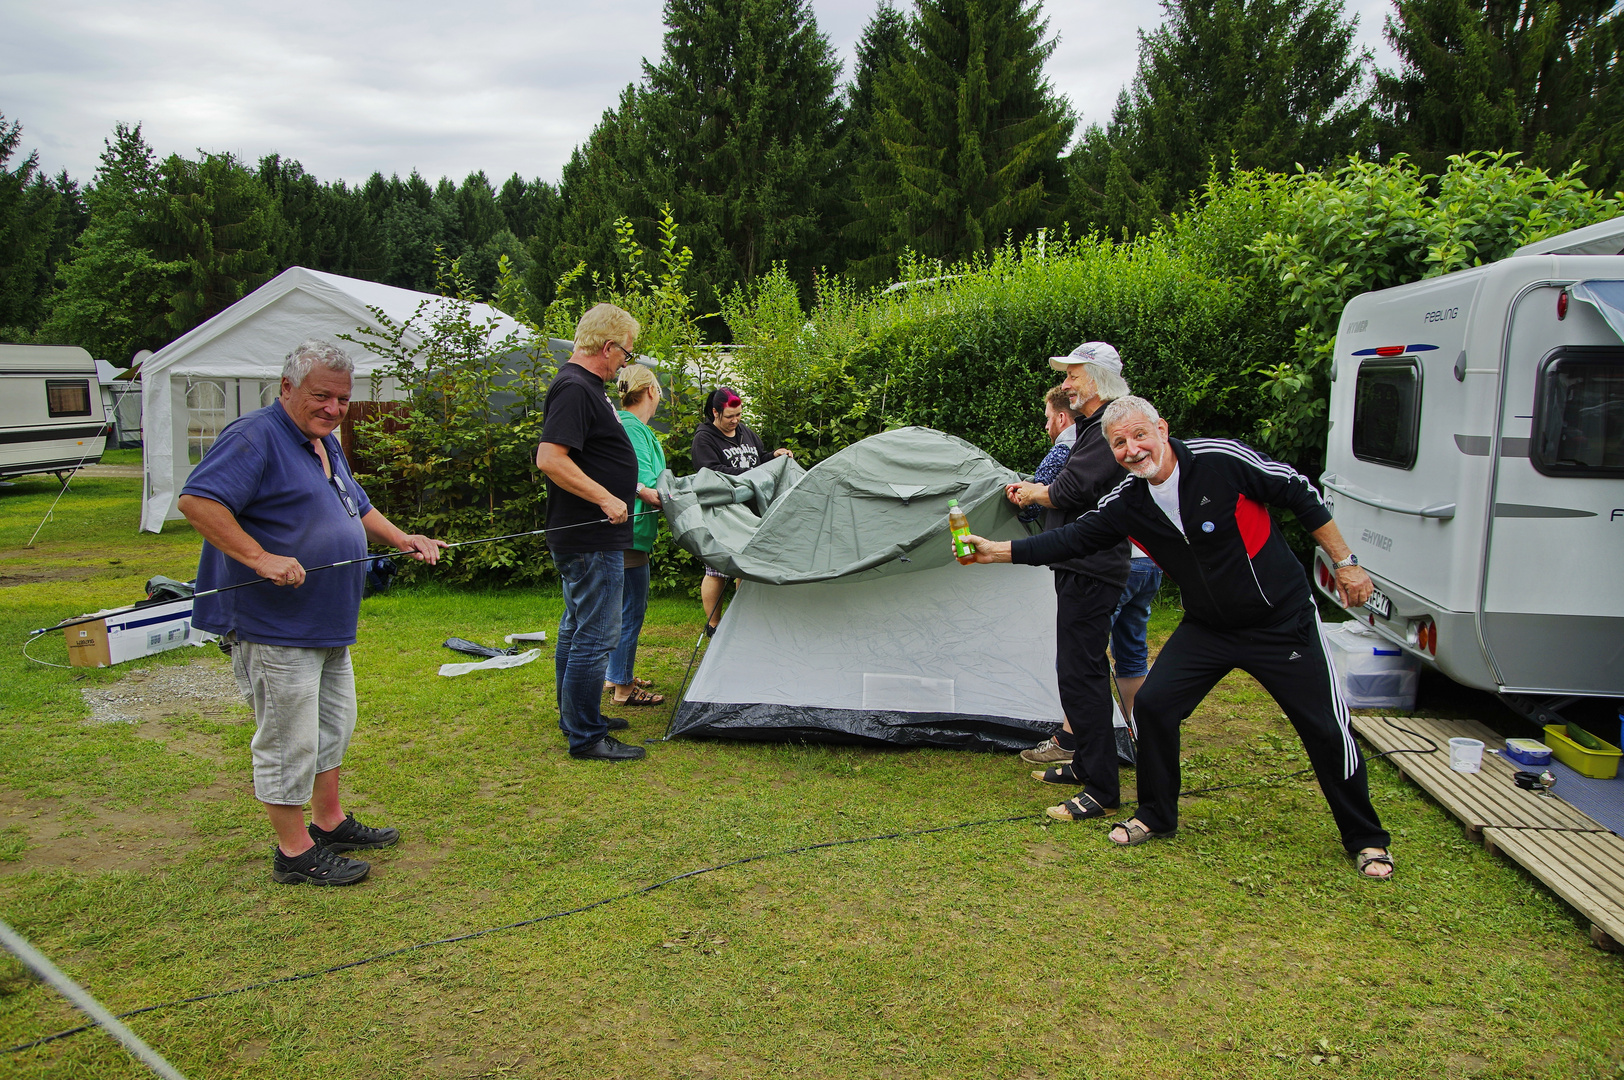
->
[2, 0, 1620, 362]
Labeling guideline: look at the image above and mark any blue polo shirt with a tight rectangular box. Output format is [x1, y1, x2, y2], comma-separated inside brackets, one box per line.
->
[181, 400, 374, 648]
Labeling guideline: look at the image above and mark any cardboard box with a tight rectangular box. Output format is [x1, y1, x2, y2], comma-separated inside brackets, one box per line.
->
[65, 599, 213, 668]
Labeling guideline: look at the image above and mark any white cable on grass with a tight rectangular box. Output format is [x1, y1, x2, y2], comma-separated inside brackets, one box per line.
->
[21, 635, 73, 669]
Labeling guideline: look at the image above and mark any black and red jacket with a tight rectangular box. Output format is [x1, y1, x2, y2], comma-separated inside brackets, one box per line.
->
[1012, 437, 1333, 630]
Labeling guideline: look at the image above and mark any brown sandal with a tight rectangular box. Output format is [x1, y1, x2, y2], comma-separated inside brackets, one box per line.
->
[604, 677, 654, 692]
[611, 687, 666, 707]
[1046, 792, 1116, 821]
[1107, 818, 1177, 846]
[1355, 848, 1395, 879]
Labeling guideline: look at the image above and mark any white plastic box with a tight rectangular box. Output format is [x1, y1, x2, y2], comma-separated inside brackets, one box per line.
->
[1321, 620, 1421, 710]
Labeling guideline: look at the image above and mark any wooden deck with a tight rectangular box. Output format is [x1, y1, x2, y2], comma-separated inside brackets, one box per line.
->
[1353, 714, 1624, 952]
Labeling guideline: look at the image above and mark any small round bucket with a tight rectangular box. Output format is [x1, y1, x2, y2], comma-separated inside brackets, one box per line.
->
[1449, 737, 1486, 773]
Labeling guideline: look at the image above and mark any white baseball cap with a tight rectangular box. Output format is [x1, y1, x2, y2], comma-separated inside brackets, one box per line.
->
[1049, 341, 1122, 374]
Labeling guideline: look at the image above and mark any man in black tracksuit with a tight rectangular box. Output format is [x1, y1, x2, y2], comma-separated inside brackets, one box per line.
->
[964, 396, 1394, 878]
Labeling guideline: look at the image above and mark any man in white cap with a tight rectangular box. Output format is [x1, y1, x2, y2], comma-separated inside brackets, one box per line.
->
[1004, 342, 1133, 821]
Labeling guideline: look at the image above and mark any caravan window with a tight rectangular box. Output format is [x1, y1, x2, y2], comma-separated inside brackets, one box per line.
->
[46, 379, 93, 418]
[1532, 348, 1624, 477]
[1351, 359, 1422, 469]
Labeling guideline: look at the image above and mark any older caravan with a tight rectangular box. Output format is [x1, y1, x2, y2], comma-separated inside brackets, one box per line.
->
[0, 344, 111, 481]
[1312, 217, 1624, 724]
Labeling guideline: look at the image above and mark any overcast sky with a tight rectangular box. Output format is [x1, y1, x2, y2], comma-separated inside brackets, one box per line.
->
[2, 0, 1402, 190]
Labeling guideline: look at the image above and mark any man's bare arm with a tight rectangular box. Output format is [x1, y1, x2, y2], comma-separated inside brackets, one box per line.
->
[360, 509, 447, 564]
[177, 494, 306, 587]
[1310, 520, 1374, 607]
[535, 442, 628, 523]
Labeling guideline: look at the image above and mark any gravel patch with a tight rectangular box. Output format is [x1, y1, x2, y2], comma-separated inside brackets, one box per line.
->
[82, 657, 249, 725]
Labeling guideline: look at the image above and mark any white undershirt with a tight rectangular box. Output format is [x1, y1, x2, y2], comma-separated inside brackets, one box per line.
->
[1147, 461, 1184, 535]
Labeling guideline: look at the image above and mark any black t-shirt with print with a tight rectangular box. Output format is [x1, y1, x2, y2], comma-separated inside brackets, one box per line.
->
[691, 421, 768, 475]
[539, 361, 637, 552]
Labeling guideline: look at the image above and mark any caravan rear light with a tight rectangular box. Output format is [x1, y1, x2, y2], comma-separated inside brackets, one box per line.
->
[1557, 289, 1569, 320]
[1374, 345, 1405, 357]
[1407, 616, 1437, 655]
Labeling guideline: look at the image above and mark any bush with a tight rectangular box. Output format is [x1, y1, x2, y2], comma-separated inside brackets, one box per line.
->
[1245, 152, 1623, 472]
[347, 209, 718, 590]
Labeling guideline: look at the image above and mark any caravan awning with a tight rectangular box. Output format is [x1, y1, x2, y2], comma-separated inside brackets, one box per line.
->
[657, 426, 1033, 584]
[1571, 281, 1624, 345]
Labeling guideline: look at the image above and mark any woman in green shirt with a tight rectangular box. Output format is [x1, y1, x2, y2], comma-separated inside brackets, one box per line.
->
[606, 364, 667, 706]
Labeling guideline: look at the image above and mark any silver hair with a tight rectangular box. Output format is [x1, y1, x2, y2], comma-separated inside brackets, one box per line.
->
[1081, 361, 1130, 403]
[1101, 395, 1162, 434]
[281, 339, 355, 388]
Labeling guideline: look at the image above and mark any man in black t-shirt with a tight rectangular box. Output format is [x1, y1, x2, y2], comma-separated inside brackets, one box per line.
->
[536, 303, 645, 762]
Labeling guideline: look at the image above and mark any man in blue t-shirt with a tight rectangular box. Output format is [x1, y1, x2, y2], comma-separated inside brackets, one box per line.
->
[179, 339, 445, 886]
[535, 303, 645, 762]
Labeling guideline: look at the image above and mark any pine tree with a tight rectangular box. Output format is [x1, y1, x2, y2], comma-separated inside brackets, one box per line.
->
[1376, 0, 1624, 191]
[639, 0, 844, 305]
[838, 1, 912, 281]
[0, 114, 79, 338]
[542, 85, 662, 305]
[1070, 0, 1371, 233]
[855, 0, 1074, 281]
[146, 151, 284, 334]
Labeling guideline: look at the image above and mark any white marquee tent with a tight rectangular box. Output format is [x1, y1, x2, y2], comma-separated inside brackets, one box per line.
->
[139, 267, 528, 532]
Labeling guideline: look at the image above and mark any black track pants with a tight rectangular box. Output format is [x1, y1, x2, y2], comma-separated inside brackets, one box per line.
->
[1129, 604, 1391, 853]
[1054, 570, 1122, 810]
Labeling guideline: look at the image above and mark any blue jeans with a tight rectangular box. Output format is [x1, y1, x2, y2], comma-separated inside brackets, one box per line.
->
[553, 549, 624, 752]
[604, 559, 651, 687]
[1110, 558, 1162, 678]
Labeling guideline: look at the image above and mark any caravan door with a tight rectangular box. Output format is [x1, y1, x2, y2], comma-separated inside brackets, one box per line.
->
[1479, 280, 1624, 696]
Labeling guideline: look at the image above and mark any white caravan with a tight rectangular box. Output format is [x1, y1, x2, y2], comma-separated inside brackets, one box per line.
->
[0, 344, 111, 481]
[1312, 217, 1624, 722]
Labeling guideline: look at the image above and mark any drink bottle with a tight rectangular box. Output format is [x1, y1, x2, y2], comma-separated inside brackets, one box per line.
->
[947, 499, 975, 564]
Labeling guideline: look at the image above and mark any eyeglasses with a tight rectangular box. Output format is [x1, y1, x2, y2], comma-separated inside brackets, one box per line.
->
[610, 341, 634, 362]
[330, 469, 358, 517]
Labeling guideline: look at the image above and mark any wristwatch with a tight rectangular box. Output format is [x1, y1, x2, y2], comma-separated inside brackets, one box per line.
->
[1331, 553, 1360, 570]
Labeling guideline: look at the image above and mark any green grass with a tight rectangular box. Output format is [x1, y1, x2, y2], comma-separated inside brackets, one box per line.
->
[1, 476, 1621, 1079]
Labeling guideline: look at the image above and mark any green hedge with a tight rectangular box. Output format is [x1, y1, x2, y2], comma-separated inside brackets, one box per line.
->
[726, 236, 1289, 475]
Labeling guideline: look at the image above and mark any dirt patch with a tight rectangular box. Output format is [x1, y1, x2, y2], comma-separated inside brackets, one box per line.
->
[0, 659, 256, 876]
[81, 657, 250, 725]
[0, 780, 246, 876]
[0, 566, 99, 587]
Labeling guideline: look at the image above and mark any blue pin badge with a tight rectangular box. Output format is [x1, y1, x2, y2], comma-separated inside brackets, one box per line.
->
[1201, 521, 1215, 533]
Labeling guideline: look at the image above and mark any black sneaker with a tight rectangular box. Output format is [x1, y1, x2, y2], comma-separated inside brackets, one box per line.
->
[308, 812, 400, 853]
[272, 844, 370, 886]
[570, 735, 647, 761]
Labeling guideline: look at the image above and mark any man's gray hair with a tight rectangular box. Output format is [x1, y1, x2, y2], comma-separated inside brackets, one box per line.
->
[1082, 361, 1131, 404]
[1101, 395, 1162, 433]
[282, 339, 355, 388]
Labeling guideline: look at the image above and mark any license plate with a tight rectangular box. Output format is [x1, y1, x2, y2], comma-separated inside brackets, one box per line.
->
[1364, 588, 1392, 619]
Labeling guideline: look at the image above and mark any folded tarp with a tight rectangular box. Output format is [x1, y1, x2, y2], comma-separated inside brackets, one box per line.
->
[657, 426, 1023, 584]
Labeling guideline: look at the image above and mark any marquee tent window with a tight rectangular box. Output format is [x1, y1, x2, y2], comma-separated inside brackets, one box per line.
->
[186, 378, 226, 464]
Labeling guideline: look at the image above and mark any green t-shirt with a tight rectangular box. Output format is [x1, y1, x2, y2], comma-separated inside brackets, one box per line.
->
[617, 410, 667, 553]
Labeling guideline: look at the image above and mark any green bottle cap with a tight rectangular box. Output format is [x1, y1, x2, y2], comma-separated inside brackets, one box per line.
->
[947, 499, 958, 506]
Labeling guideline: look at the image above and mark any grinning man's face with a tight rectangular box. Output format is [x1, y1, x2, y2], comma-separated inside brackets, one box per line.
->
[281, 365, 352, 442]
[1106, 411, 1172, 482]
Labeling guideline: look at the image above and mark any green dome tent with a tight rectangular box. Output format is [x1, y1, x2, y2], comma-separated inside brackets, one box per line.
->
[659, 426, 1123, 752]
